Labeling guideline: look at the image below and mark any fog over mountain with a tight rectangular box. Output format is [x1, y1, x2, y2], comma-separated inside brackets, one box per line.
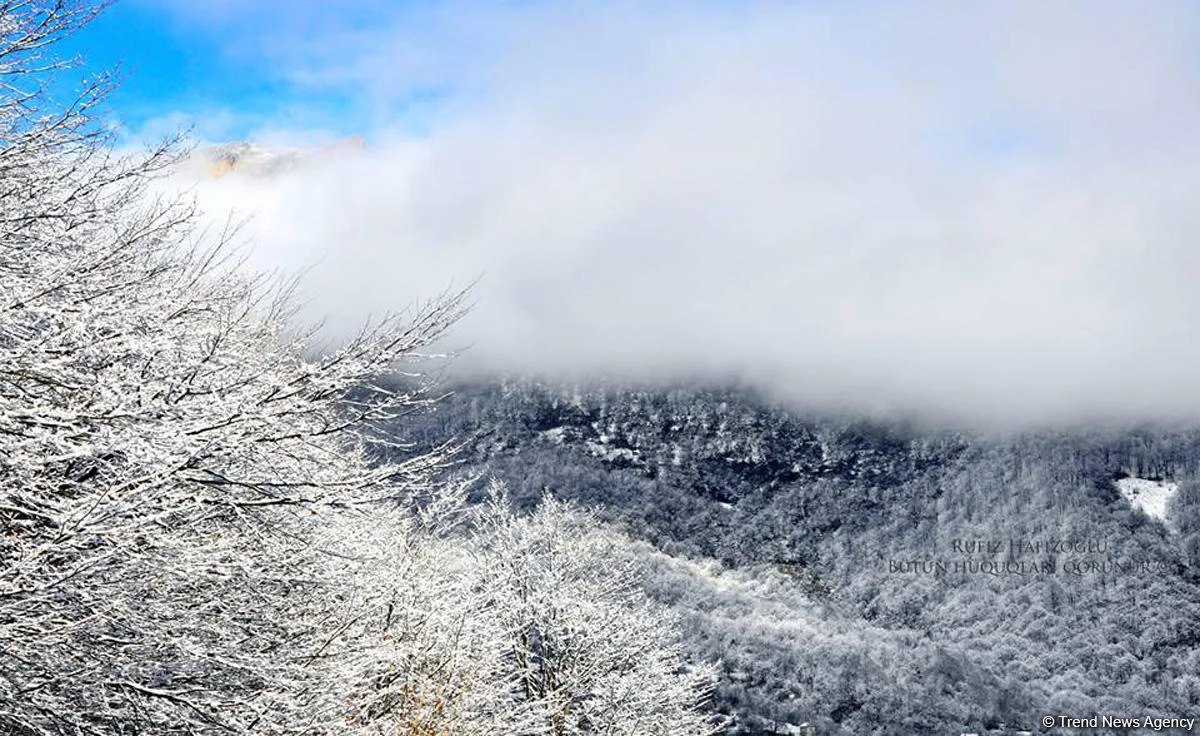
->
[171, 0, 1200, 427]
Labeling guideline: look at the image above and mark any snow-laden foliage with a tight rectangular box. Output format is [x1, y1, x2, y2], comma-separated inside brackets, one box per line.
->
[313, 503, 538, 736]
[0, 5, 464, 732]
[473, 488, 719, 735]
[0, 2, 719, 734]
[319, 487, 721, 736]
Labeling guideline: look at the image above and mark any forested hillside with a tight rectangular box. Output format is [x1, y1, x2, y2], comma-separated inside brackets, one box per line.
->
[391, 378, 1200, 734]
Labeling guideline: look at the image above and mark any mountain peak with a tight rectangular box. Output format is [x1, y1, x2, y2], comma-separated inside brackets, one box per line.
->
[197, 136, 366, 179]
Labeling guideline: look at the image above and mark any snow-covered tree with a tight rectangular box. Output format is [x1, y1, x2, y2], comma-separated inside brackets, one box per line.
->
[472, 486, 720, 736]
[320, 485, 720, 736]
[321, 502, 539, 736]
[0, 2, 467, 732]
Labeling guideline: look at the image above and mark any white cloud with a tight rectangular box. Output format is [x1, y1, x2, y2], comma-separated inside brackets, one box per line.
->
[173, 0, 1200, 426]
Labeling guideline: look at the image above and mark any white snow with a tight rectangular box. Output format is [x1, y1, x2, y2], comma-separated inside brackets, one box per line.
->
[584, 439, 638, 464]
[1116, 477, 1179, 521]
[539, 426, 568, 444]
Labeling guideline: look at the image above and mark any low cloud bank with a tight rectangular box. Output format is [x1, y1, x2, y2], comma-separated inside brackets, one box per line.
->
[176, 1, 1200, 427]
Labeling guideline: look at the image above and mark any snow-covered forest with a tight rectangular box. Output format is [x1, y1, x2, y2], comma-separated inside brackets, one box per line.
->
[392, 379, 1200, 734]
[0, 3, 718, 733]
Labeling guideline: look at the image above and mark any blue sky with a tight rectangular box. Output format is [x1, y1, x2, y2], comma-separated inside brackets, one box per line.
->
[60, 0, 1162, 158]
[61, 0, 433, 142]
[62, 2, 279, 139]
[59, 0, 778, 145]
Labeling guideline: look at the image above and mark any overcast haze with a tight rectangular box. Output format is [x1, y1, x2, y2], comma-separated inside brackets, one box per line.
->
[152, 1, 1200, 426]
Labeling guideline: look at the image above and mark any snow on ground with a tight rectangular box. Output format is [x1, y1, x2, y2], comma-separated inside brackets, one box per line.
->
[1116, 477, 1179, 521]
[583, 439, 639, 465]
[539, 426, 568, 444]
